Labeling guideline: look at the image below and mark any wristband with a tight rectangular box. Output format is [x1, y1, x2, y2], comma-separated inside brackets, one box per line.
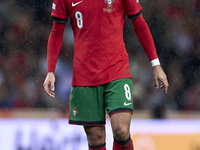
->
[151, 58, 160, 67]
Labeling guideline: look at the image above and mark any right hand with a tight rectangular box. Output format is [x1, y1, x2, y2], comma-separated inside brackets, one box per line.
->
[152, 65, 169, 93]
[43, 72, 56, 98]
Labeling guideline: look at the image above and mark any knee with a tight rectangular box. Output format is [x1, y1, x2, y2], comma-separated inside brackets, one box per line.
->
[113, 126, 130, 141]
[87, 130, 105, 145]
[85, 126, 105, 146]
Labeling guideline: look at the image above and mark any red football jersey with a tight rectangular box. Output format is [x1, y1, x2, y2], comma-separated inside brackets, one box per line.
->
[51, 0, 142, 86]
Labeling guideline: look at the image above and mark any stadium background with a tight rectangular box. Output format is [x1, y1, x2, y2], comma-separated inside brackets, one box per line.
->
[0, 0, 200, 150]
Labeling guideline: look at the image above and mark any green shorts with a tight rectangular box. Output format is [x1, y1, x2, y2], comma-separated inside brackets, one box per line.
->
[68, 78, 133, 126]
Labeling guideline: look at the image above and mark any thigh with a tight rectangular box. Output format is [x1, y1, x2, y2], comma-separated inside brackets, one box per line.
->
[69, 86, 106, 126]
[105, 78, 133, 116]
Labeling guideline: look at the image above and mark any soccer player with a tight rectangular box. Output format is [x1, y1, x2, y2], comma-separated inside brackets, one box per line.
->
[43, 0, 169, 149]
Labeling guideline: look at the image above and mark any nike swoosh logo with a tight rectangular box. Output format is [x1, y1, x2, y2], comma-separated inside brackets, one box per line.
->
[124, 102, 132, 106]
[72, 1, 83, 7]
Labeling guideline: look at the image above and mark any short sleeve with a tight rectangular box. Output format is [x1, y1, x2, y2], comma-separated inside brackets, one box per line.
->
[51, 0, 68, 23]
[122, 0, 142, 19]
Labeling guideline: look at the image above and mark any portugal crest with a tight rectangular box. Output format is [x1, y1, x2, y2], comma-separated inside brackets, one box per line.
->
[105, 0, 115, 8]
[104, 0, 115, 13]
[72, 107, 78, 118]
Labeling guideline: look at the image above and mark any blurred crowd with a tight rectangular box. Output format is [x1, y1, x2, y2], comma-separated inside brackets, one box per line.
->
[0, 0, 200, 117]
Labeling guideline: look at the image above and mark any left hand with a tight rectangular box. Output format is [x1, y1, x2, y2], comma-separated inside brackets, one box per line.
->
[152, 65, 169, 93]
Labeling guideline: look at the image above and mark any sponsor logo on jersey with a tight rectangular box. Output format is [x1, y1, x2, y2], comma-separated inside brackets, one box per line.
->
[72, 107, 78, 118]
[103, 0, 115, 13]
[72, 1, 83, 7]
[52, 3, 56, 10]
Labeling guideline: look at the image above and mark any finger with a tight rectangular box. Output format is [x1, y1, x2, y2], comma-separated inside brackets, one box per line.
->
[154, 78, 159, 89]
[49, 92, 55, 98]
[164, 85, 168, 93]
[160, 83, 164, 89]
[48, 83, 55, 98]
[44, 82, 55, 98]
[47, 90, 55, 98]
[43, 82, 49, 94]
[159, 82, 168, 93]
[51, 82, 55, 91]
[160, 84, 164, 89]
[162, 80, 169, 93]
[49, 82, 55, 98]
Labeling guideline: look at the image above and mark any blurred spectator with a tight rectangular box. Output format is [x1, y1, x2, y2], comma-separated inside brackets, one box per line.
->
[0, 0, 200, 115]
